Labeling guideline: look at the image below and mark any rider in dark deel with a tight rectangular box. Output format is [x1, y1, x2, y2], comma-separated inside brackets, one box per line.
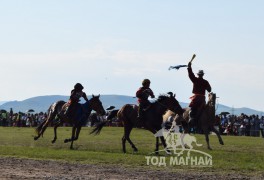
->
[187, 62, 211, 127]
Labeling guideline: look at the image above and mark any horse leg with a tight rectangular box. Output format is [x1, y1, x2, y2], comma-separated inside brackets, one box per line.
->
[69, 126, 77, 149]
[52, 121, 62, 144]
[38, 111, 58, 139]
[122, 124, 137, 153]
[64, 126, 76, 143]
[126, 137, 138, 152]
[34, 121, 45, 140]
[74, 126, 82, 141]
[204, 129, 212, 150]
[211, 126, 224, 145]
[34, 118, 51, 140]
[155, 137, 159, 154]
[122, 135, 127, 153]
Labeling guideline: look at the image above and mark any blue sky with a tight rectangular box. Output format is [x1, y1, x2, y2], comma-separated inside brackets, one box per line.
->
[0, 1, 264, 111]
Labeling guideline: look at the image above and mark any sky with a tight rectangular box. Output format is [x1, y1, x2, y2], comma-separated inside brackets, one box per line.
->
[0, 0, 263, 111]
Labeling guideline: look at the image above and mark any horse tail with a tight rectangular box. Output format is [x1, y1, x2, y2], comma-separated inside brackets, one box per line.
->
[90, 120, 108, 135]
[35, 103, 53, 136]
[35, 101, 65, 136]
[90, 109, 119, 135]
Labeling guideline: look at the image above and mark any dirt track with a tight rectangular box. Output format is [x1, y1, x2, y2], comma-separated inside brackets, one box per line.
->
[0, 157, 262, 180]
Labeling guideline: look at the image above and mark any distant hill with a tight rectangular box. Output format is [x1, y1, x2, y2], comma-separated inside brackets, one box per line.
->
[0, 95, 263, 116]
[0, 95, 138, 113]
[0, 101, 8, 106]
[0, 95, 69, 113]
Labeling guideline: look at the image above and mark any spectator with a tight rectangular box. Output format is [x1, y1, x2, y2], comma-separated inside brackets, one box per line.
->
[1, 111, 7, 127]
[250, 115, 256, 136]
[260, 116, 264, 138]
[244, 115, 251, 136]
[254, 115, 260, 137]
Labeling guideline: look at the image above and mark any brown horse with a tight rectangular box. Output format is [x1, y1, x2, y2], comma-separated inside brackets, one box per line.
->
[91, 93, 184, 154]
[34, 95, 106, 149]
[164, 92, 224, 150]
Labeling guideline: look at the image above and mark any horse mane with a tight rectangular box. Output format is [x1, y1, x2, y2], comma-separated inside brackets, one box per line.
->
[157, 94, 170, 102]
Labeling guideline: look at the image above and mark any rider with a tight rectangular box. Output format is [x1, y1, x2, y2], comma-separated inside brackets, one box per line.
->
[65, 83, 89, 118]
[187, 62, 211, 127]
[136, 79, 155, 121]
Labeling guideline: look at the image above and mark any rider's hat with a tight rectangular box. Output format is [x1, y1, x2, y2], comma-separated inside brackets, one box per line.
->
[142, 79, 151, 86]
[197, 70, 204, 75]
[74, 83, 84, 90]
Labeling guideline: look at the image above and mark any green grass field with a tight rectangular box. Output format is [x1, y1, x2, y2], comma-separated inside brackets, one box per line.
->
[0, 127, 263, 175]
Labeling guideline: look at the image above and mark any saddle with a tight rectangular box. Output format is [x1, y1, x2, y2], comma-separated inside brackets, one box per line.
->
[133, 104, 151, 112]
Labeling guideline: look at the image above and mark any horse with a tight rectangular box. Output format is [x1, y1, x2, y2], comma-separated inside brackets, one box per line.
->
[163, 92, 224, 150]
[88, 112, 101, 127]
[91, 92, 184, 154]
[34, 95, 106, 149]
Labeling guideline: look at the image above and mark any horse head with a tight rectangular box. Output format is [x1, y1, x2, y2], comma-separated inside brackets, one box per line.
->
[207, 92, 216, 107]
[89, 94, 106, 116]
[157, 92, 183, 115]
[205, 92, 217, 118]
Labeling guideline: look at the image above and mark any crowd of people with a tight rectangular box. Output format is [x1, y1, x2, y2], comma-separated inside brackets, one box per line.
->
[0, 109, 48, 127]
[0, 108, 263, 138]
[216, 113, 264, 137]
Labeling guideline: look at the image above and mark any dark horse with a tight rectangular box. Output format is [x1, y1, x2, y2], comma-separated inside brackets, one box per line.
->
[164, 92, 224, 150]
[34, 95, 106, 149]
[91, 93, 184, 153]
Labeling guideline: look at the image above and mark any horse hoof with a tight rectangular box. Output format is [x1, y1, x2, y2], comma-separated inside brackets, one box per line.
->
[133, 148, 138, 152]
[51, 140, 56, 144]
[34, 137, 38, 141]
[220, 141, 224, 145]
[64, 139, 68, 143]
[155, 151, 159, 155]
[208, 147, 212, 150]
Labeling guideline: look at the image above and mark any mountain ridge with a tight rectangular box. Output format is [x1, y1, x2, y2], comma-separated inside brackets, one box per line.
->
[0, 95, 263, 116]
